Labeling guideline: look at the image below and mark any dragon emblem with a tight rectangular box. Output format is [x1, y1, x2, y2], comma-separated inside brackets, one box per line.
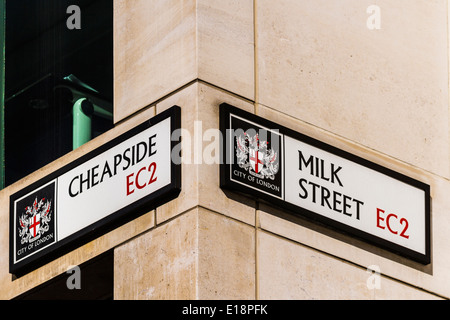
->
[236, 132, 279, 180]
[18, 197, 52, 244]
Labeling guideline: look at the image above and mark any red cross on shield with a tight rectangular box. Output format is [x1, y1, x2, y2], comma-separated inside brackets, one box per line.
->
[249, 148, 264, 174]
[29, 214, 41, 238]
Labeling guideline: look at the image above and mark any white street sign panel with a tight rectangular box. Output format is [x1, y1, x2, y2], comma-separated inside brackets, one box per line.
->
[284, 136, 427, 257]
[220, 103, 430, 264]
[10, 106, 181, 276]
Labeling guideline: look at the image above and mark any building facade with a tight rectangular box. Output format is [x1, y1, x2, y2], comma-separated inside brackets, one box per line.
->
[0, 0, 449, 299]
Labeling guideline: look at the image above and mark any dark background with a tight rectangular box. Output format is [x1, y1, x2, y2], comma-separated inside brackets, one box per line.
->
[5, 0, 113, 186]
[15, 181, 56, 262]
[230, 116, 283, 198]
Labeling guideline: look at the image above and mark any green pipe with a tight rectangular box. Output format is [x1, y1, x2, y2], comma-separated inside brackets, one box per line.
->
[73, 98, 93, 149]
[0, 0, 5, 189]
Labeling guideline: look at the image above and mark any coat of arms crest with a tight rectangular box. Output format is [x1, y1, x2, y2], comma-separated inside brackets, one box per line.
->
[236, 132, 279, 180]
[18, 197, 52, 245]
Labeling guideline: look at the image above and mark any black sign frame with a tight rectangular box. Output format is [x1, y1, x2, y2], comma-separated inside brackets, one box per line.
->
[10, 106, 182, 277]
[220, 103, 431, 265]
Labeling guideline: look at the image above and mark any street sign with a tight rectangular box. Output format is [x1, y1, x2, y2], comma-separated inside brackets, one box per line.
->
[10, 106, 181, 276]
[220, 103, 430, 264]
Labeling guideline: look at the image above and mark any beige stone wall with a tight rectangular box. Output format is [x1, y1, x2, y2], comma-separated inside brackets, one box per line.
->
[256, 0, 448, 178]
[1, 0, 449, 300]
[113, 82, 444, 300]
[114, 0, 450, 300]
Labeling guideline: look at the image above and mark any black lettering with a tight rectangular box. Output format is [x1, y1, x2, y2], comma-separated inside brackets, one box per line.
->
[333, 191, 342, 212]
[69, 176, 80, 197]
[91, 165, 100, 187]
[321, 186, 332, 209]
[114, 154, 122, 176]
[331, 163, 344, 187]
[101, 161, 113, 183]
[320, 159, 330, 181]
[123, 148, 131, 171]
[298, 178, 308, 199]
[315, 157, 320, 178]
[149, 134, 157, 157]
[80, 171, 90, 194]
[353, 199, 364, 220]
[343, 195, 352, 217]
[309, 181, 320, 203]
[296, 177, 363, 221]
[298, 150, 314, 175]
[136, 142, 148, 164]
